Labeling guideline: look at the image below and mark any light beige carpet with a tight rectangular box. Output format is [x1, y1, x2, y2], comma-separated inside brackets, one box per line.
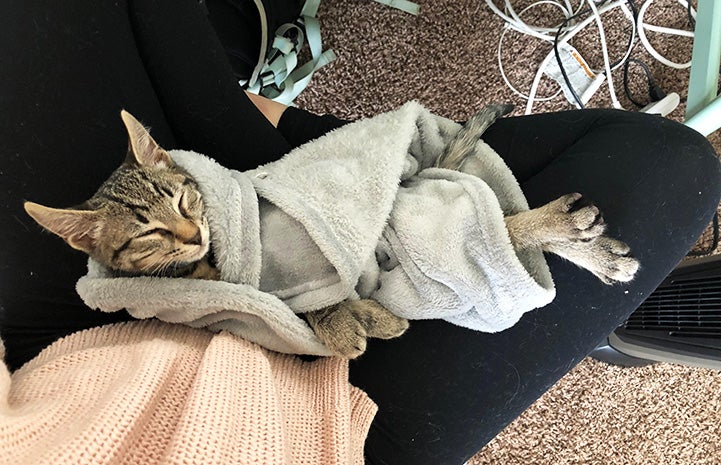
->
[294, 0, 721, 463]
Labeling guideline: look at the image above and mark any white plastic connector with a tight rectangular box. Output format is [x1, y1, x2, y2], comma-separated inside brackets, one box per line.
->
[641, 92, 680, 116]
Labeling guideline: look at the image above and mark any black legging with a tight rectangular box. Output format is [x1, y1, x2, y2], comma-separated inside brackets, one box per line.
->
[1, 2, 719, 464]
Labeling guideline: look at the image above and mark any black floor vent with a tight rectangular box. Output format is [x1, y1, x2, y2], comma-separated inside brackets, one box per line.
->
[619, 256, 721, 353]
[625, 275, 721, 337]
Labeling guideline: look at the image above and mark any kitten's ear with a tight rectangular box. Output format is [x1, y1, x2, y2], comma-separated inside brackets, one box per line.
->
[120, 110, 173, 168]
[24, 201, 101, 254]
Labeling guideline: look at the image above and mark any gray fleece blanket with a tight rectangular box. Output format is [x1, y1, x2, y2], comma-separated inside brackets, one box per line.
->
[77, 102, 555, 356]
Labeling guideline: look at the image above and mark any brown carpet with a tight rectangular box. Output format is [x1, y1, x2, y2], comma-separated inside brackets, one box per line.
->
[293, 0, 721, 463]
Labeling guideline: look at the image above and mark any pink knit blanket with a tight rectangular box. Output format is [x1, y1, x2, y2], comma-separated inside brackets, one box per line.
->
[0, 321, 376, 464]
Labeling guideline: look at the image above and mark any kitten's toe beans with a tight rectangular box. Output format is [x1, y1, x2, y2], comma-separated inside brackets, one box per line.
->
[559, 192, 584, 212]
[373, 316, 409, 339]
[595, 239, 639, 284]
[613, 256, 640, 282]
[326, 329, 367, 359]
[600, 236, 632, 255]
[572, 205, 602, 230]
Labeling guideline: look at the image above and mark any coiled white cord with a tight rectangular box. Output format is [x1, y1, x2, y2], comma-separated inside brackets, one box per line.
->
[637, 0, 696, 69]
[523, 0, 635, 113]
[488, 0, 695, 114]
[497, 0, 570, 100]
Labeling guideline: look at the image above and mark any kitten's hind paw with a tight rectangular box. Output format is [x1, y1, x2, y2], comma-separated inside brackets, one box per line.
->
[545, 236, 640, 285]
[587, 237, 640, 285]
[552, 193, 606, 241]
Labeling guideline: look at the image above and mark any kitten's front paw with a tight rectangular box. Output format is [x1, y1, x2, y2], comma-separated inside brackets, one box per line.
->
[350, 299, 409, 339]
[308, 303, 369, 359]
[321, 320, 368, 359]
[305, 300, 407, 358]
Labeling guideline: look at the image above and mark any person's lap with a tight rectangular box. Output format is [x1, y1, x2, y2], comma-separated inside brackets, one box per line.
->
[351, 109, 721, 464]
[2, 2, 720, 465]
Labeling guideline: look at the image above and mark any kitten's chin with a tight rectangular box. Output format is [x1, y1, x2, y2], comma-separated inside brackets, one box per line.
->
[184, 242, 210, 263]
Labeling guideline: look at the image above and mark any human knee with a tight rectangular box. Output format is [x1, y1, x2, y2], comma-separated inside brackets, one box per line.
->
[598, 109, 720, 184]
[645, 115, 721, 212]
[656, 117, 721, 190]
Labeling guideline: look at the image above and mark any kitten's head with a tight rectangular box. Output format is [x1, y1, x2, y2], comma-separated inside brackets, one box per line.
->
[24, 110, 211, 276]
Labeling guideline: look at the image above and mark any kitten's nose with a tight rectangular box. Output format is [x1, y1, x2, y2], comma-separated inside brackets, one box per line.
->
[176, 221, 203, 245]
[185, 230, 202, 246]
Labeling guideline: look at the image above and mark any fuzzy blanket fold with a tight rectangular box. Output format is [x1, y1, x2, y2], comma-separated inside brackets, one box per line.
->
[77, 102, 555, 356]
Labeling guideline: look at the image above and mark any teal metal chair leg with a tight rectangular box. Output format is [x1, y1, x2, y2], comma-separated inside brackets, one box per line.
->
[685, 95, 721, 137]
[684, 0, 721, 136]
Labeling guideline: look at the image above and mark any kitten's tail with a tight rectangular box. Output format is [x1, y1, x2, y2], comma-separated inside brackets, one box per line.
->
[435, 103, 514, 171]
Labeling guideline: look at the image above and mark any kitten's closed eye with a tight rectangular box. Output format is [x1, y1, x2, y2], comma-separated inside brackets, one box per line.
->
[178, 195, 191, 219]
[138, 228, 172, 238]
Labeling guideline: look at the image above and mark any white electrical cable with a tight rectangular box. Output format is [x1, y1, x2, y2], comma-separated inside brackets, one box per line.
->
[487, 0, 635, 113]
[489, 0, 693, 113]
[595, 3, 636, 76]
[486, 0, 696, 114]
[485, 0, 582, 40]
[484, 0, 545, 36]
[498, 27, 564, 101]
[586, 0, 623, 109]
[643, 24, 694, 38]
[523, 0, 633, 114]
[497, 0, 570, 101]
[505, 0, 577, 35]
[637, 0, 695, 70]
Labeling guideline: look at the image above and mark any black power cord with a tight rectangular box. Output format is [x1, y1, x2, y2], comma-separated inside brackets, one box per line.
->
[553, 9, 591, 108]
[622, 58, 667, 107]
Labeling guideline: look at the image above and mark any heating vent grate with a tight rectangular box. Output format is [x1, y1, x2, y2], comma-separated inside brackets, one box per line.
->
[624, 276, 721, 337]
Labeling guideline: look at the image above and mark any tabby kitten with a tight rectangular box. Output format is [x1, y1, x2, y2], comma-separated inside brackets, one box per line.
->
[24, 110, 407, 359]
[24, 111, 218, 280]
